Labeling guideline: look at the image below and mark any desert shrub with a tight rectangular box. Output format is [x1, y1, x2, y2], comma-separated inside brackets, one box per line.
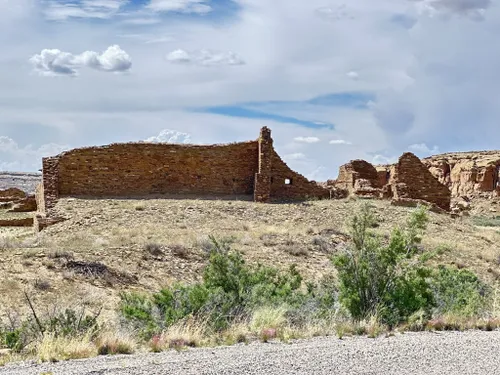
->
[333, 204, 435, 327]
[430, 265, 488, 317]
[120, 236, 308, 337]
[472, 216, 500, 227]
[0, 295, 101, 353]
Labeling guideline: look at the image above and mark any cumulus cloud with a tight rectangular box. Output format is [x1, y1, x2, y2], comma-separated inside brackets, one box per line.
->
[411, 0, 491, 20]
[43, 0, 128, 20]
[0, 136, 68, 171]
[166, 49, 245, 66]
[147, 0, 212, 14]
[408, 143, 440, 155]
[29, 45, 132, 76]
[145, 129, 192, 144]
[293, 136, 320, 144]
[329, 139, 352, 145]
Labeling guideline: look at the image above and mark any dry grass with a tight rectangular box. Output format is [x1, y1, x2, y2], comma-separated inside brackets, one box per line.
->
[96, 331, 137, 355]
[152, 318, 207, 351]
[0, 196, 498, 323]
[35, 333, 98, 363]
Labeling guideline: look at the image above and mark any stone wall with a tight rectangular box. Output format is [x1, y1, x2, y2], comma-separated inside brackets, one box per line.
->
[37, 127, 330, 218]
[269, 149, 330, 200]
[390, 152, 451, 211]
[333, 160, 380, 197]
[57, 142, 260, 197]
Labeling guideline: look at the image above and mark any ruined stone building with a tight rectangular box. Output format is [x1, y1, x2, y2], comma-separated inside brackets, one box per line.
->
[330, 152, 452, 211]
[33, 126, 500, 230]
[35, 127, 330, 228]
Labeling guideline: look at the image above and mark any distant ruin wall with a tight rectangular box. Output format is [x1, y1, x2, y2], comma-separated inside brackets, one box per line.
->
[335, 160, 380, 193]
[390, 153, 451, 211]
[38, 127, 330, 215]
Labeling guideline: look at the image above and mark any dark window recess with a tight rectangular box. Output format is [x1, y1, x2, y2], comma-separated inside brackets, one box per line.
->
[285, 178, 292, 185]
[271, 177, 274, 184]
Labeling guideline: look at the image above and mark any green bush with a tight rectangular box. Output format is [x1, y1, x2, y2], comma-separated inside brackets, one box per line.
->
[333, 204, 435, 326]
[430, 265, 488, 317]
[120, 237, 311, 336]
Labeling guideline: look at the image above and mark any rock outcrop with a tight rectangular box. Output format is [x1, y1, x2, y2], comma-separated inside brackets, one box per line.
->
[422, 151, 500, 198]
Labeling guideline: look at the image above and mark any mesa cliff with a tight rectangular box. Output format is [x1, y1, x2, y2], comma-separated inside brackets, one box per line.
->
[421, 151, 500, 198]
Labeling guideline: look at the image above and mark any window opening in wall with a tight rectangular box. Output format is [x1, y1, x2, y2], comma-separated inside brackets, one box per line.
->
[285, 178, 292, 185]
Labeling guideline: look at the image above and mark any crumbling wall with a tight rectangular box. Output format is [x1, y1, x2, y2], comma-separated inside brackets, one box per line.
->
[39, 127, 330, 217]
[269, 150, 330, 201]
[334, 160, 380, 198]
[390, 152, 451, 211]
[255, 127, 330, 201]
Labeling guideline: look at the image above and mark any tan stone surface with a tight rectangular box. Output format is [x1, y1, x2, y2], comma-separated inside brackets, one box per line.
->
[390, 153, 451, 211]
[37, 127, 331, 229]
[422, 151, 500, 198]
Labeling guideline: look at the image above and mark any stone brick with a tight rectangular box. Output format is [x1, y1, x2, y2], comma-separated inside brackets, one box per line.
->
[335, 160, 380, 193]
[390, 152, 451, 211]
[36, 127, 331, 229]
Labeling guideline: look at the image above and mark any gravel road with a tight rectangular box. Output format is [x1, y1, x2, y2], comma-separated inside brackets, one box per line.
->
[1, 331, 499, 375]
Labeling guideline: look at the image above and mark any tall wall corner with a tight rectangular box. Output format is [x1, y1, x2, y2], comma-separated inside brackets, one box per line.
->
[40, 156, 60, 212]
[254, 127, 273, 202]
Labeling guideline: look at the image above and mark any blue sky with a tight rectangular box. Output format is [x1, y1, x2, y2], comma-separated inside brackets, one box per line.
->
[0, 0, 498, 180]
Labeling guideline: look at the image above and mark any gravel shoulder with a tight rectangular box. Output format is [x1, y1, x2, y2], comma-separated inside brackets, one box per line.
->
[2, 330, 499, 375]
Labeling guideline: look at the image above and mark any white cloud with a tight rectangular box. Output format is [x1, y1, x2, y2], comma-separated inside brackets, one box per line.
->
[147, 0, 212, 14]
[293, 136, 320, 144]
[30, 45, 132, 76]
[166, 49, 245, 66]
[411, 0, 491, 20]
[43, 0, 128, 20]
[329, 139, 352, 145]
[408, 143, 439, 155]
[0, 136, 68, 171]
[145, 129, 192, 143]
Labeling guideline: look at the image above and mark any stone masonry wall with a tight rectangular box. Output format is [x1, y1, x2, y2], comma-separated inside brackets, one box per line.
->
[38, 127, 330, 216]
[56, 142, 260, 197]
[269, 149, 330, 200]
[390, 152, 451, 211]
[335, 160, 381, 193]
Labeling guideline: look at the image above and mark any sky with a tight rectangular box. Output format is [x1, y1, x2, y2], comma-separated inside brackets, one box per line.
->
[0, 0, 498, 181]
